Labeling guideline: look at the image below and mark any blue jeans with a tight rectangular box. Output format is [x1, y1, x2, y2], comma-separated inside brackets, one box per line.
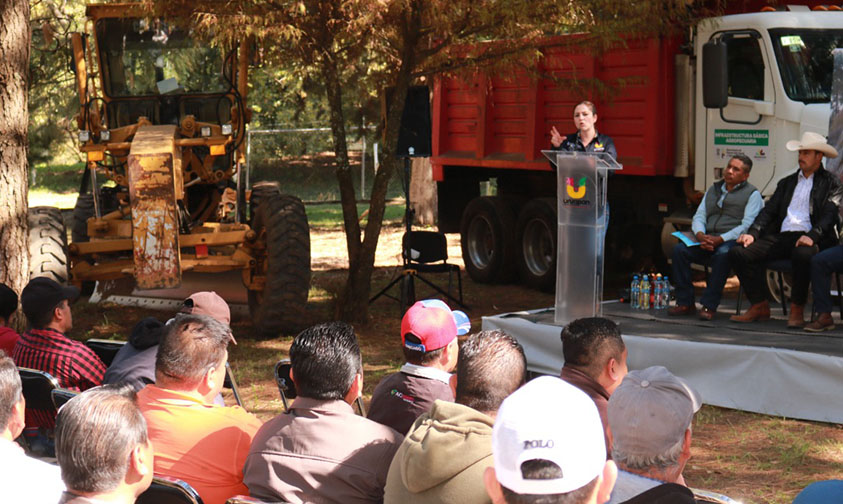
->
[671, 239, 736, 309]
[811, 245, 843, 314]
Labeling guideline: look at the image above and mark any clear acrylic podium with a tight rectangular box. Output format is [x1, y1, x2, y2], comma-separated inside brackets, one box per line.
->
[541, 150, 622, 325]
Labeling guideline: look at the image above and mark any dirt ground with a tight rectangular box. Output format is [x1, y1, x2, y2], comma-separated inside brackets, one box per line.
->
[72, 223, 843, 504]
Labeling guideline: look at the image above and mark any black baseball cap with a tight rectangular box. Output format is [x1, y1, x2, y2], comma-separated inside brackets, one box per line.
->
[21, 277, 80, 321]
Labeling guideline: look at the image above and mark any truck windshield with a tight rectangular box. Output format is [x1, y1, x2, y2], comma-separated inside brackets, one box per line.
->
[96, 18, 229, 97]
[769, 28, 843, 104]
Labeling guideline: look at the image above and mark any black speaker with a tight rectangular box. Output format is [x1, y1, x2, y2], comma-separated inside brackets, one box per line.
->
[386, 85, 432, 158]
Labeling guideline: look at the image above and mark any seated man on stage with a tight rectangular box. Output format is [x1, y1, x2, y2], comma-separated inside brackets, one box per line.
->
[805, 243, 843, 332]
[669, 154, 762, 320]
[730, 132, 842, 327]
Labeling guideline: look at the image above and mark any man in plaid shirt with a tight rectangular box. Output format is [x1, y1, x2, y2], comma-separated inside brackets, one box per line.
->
[12, 277, 106, 431]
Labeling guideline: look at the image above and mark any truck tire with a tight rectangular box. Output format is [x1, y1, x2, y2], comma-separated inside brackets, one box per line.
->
[28, 206, 70, 284]
[460, 196, 516, 283]
[72, 194, 95, 243]
[516, 198, 557, 292]
[248, 193, 311, 338]
[763, 268, 790, 306]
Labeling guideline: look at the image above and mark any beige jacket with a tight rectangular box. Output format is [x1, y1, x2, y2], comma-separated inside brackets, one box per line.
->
[384, 400, 493, 504]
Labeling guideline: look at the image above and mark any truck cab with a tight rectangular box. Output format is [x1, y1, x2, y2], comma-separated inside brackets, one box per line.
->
[696, 10, 843, 197]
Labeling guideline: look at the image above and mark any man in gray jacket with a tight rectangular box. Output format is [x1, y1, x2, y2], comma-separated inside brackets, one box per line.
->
[668, 154, 761, 320]
[384, 330, 526, 504]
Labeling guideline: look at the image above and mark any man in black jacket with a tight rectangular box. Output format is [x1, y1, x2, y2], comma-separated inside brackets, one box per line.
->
[729, 132, 842, 327]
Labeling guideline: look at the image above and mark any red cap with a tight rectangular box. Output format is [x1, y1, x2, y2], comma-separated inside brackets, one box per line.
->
[401, 301, 457, 352]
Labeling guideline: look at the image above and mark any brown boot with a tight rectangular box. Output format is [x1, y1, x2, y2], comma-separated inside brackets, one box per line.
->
[787, 304, 805, 328]
[805, 313, 836, 332]
[730, 301, 771, 323]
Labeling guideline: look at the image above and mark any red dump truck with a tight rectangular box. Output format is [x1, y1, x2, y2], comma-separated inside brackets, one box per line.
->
[432, 2, 843, 293]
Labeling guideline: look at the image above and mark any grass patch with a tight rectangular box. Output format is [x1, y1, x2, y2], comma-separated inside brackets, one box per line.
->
[250, 151, 404, 202]
[29, 162, 86, 209]
[29, 189, 79, 210]
[307, 202, 405, 228]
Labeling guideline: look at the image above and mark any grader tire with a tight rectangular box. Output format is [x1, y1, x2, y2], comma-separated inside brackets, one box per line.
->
[28, 206, 70, 284]
[248, 193, 311, 338]
[72, 193, 95, 243]
[249, 181, 282, 225]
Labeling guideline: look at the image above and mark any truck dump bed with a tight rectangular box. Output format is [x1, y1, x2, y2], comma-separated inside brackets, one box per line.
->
[432, 36, 680, 178]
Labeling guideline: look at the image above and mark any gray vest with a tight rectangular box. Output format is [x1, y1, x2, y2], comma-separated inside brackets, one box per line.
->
[704, 180, 758, 235]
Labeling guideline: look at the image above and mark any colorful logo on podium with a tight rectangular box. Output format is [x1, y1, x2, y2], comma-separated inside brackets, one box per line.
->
[566, 177, 587, 199]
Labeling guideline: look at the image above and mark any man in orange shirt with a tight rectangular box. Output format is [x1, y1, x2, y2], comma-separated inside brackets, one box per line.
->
[137, 314, 261, 504]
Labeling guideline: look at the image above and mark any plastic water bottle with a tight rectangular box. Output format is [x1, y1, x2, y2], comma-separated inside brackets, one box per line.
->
[662, 276, 671, 308]
[654, 274, 664, 309]
[631, 275, 640, 309]
[640, 275, 650, 310]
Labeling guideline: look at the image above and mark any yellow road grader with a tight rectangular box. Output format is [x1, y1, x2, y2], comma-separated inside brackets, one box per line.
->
[29, 3, 310, 337]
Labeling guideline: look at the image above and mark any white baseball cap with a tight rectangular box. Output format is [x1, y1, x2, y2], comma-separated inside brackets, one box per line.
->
[491, 376, 606, 495]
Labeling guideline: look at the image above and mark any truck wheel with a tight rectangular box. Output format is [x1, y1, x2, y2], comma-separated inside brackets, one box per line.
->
[460, 196, 516, 283]
[248, 193, 311, 338]
[28, 206, 70, 284]
[763, 268, 791, 306]
[516, 198, 557, 292]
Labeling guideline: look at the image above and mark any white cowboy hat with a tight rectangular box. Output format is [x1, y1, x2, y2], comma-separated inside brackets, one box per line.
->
[785, 131, 838, 158]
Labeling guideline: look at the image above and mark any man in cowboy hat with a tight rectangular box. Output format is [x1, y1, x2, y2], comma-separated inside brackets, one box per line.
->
[729, 131, 842, 327]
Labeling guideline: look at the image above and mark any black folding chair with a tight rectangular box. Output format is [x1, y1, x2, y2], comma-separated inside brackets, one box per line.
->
[370, 230, 467, 311]
[224, 362, 243, 407]
[273, 359, 294, 411]
[273, 359, 365, 416]
[736, 259, 791, 316]
[137, 476, 204, 504]
[18, 367, 59, 417]
[85, 338, 127, 367]
[50, 388, 78, 410]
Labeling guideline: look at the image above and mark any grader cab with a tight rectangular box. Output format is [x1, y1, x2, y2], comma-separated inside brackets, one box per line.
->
[30, 4, 310, 337]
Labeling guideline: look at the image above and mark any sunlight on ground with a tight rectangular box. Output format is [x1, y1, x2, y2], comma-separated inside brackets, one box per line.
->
[29, 190, 78, 209]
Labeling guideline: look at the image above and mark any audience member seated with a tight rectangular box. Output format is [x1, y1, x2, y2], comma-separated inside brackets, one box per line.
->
[105, 291, 231, 391]
[0, 283, 20, 355]
[137, 314, 261, 504]
[13, 277, 106, 431]
[804, 244, 843, 332]
[560, 317, 627, 457]
[244, 322, 403, 504]
[0, 354, 65, 503]
[483, 376, 617, 504]
[368, 299, 469, 434]
[384, 329, 526, 504]
[55, 384, 153, 504]
[606, 366, 700, 504]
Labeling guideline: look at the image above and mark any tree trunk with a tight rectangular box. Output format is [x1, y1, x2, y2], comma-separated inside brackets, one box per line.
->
[409, 157, 436, 225]
[337, 2, 423, 321]
[0, 0, 31, 331]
